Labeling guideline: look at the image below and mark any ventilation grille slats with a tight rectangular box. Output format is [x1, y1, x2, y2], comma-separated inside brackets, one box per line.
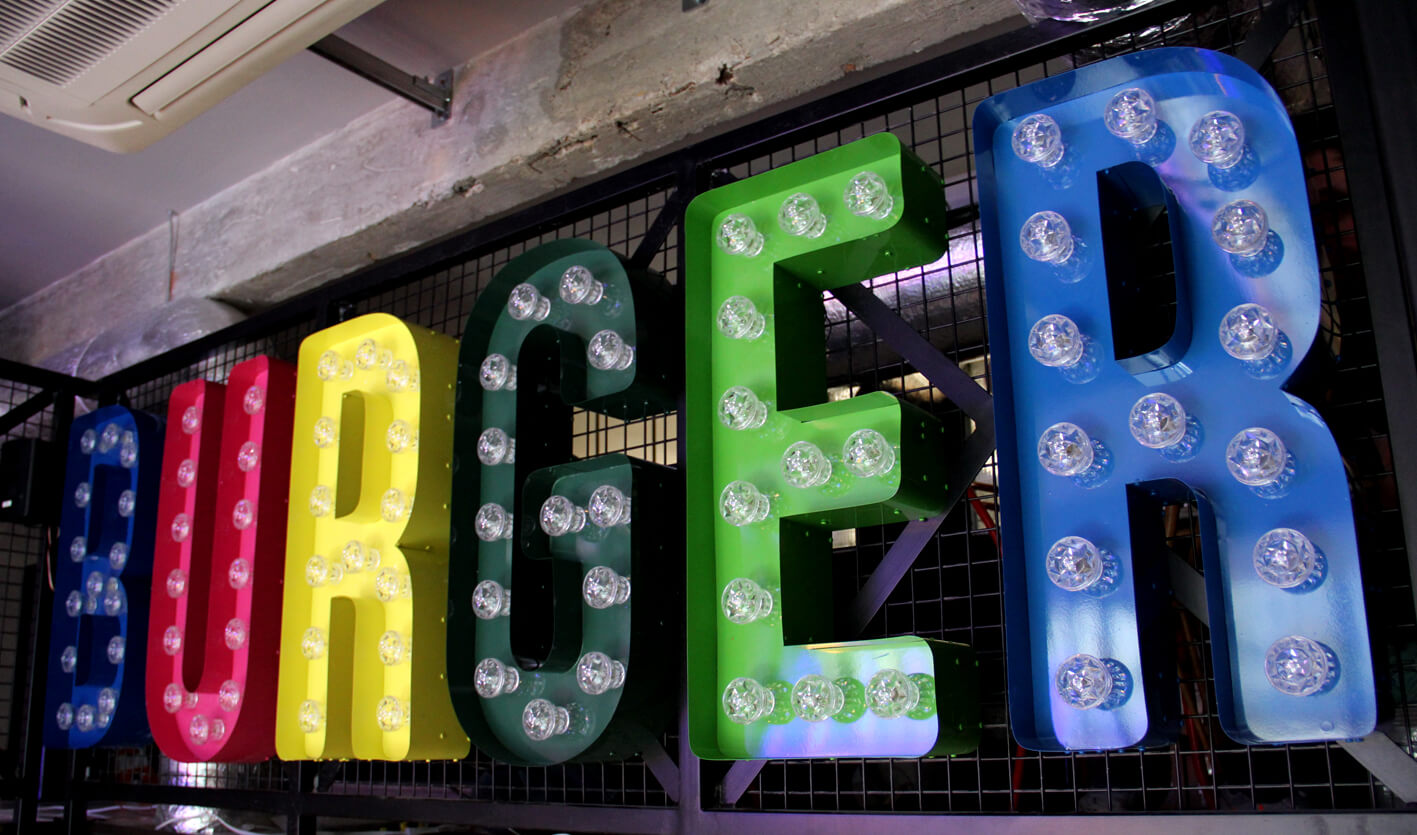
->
[0, 0, 180, 87]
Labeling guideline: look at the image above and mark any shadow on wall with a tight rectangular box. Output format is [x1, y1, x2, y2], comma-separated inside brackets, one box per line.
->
[40, 298, 247, 382]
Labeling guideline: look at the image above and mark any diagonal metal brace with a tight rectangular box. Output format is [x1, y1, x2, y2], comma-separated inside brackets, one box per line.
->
[309, 35, 453, 124]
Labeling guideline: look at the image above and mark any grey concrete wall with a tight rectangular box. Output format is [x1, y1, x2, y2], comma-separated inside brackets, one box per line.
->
[1, 0, 1021, 371]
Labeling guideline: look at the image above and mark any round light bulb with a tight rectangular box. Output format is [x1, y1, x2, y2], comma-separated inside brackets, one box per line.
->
[236, 441, 260, 472]
[1226, 427, 1287, 486]
[1128, 393, 1188, 449]
[297, 700, 324, 733]
[587, 330, 634, 371]
[232, 499, 254, 531]
[171, 513, 191, 543]
[791, 674, 845, 722]
[377, 630, 410, 665]
[341, 539, 378, 573]
[717, 296, 766, 341]
[587, 484, 631, 527]
[717, 386, 768, 431]
[308, 485, 333, 517]
[507, 283, 551, 321]
[1020, 211, 1075, 264]
[65, 591, 82, 617]
[219, 680, 242, 712]
[1265, 635, 1334, 696]
[843, 428, 896, 478]
[1253, 528, 1319, 588]
[722, 677, 774, 725]
[189, 714, 210, 745]
[1028, 314, 1085, 368]
[376, 696, 410, 731]
[179, 406, 200, 434]
[1212, 200, 1269, 257]
[243, 385, 265, 415]
[117, 489, 135, 518]
[162, 625, 183, 656]
[582, 565, 630, 609]
[380, 488, 411, 522]
[80, 429, 97, 454]
[69, 535, 86, 562]
[301, 627, 327, 659]
[471, 579, 511, 619]
[97, 688, 117, 717]
[107, 636, 125, 664]
[119, 438, 138, 468]
[74, 481, 91, 508]
[102, 579, 126, 616]
[385, 420, 417, 454]
[374, 568, 407, 602]
[559, 264, 604, 305]
[1012, 113, 1065, 167]
[576, 651, 626, 695]
[778, 192, 827, 238]
[1104, 87, 1158, 144]
[56, 702, 74, 730]
[781, 441, 831, 488]
[354, 339, 380, 370]
[1037, 422, 1095, 477]
[313, 417, 338, 448]
[316, 350, 351, 382]
[305, 555, 332, 587]
[386, 360, 414, 393]
[716, 214, 765, 256]
[75, 704, 96, 733]
[476, 427, 515, 466]
[163, 684, 184, 714]
[479, 354, 517, 391]
[474, 503, 514, 541]
[719, 480, 770, 526]
[108, 542, 128, 571]
[1056, 653, 1113, 709]
[843, 170, 893, 219]
[85, 570, 104, 598]
[60, 645, 77, 673]
[1189, 111, 1245, 169]
[224, 617, 247, 650]
[176, 459, 197, 487]
[1045, 536, 1105, 592]
[1219, 303, 1279, 361]
[721, 577, 773, 624]
[866, 669, 921, 718]
[474, 658, 521, 698]
[100, 422, 121, 451]
[540, 495, 587, 536]
[522, 698, 571, 740]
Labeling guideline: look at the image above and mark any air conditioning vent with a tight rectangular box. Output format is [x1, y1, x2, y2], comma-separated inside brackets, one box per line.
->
[0, 0, 181, 88]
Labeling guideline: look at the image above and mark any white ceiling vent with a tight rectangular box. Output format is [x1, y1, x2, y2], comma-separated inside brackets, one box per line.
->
[0, 0, 383, 152]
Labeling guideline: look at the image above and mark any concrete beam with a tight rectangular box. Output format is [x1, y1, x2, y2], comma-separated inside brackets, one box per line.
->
[1, 0, 1021, 370]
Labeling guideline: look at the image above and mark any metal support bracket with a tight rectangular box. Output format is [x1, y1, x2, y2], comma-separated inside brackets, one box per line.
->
[308, 35, 453, 125]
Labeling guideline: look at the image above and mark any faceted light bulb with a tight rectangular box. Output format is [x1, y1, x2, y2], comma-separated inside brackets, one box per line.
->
[181, 407, 202, 435]
[1037, 422, 1095, 477]
[385, 420, 417, 453]
[166, 567, 189, 598]
[582, 565, 631, 609]
[301, 627, 327, 659]
[374, 568, 406, 602]
[100, 422, 121, 451]
[866, 669, 921, 718]
[380, 488, 411, 522]
[717, 386, 768, 431]
[791, 674, 845, 722]
[341, 540, 375, 573]
[119, 438, 138, 468]
[716, 213, 765, 256]
[354, 339, 379, 370]
[85, 570, 104, 598]
[1226, 427, 1287, 486]
[102, 581, 126, 616]
[189, 714, 210, 745]
[316, 350, 352, 382]
[80, 429, 97, 454]
[243, 385, 265, 415]
[65, 591, 82, 617]
[1212, 200, 1269, 257]
[476, 427, 515, 466]
[479, 354, 517, 391]
[117, 489, 135, 517]
[60, 645, 77, 673]
[1056, 653, 1113, 709]
[228, 557, 251, 589]
[297, 700, 324, 733]
[587, 330, 634, 371]
[69, 535, 86, 562]
[1253, 528, 1319, 588]
[232, 499, 254, 531]
[576, 651, 626, 695]
[1046, 536, 1105, 592]
[587, 485, 631, 527]
[171, 513, 191, 543]
[507, 283, 552, 321]
[1219, 303, 1279, 361]
[719, 480, 770, 526]
[386, 360, 414, 393]
[540, 495, 587, 536]
[377, 631, 410, 665]
[781, 441, 832, 488]
[722, 677, 775, 725]
[163, 684, 184, 714]
[224, 617, 248, 650]
[313, 417, 338, 448]
[717, 295, 766, 341]
[108, 542, 128, 571]
[1189, 111, 1245, 169]
[778, 192, 827, 238]
[177, 459, 197, 487]
[471, 579, 511, 620]
[209, 718, 227, 741]
[1012, 113, 1065, 168]
[97, 688, 117, 718]
[522, 698, 571, 740]
[308, 485, 333, 517]
[843, 428, 896, 478]
[305, 555, 331, 587]
[237, 441, 260, 472]
[474, 658, 521, 698]
[75, 704, 96, 733]
[559, 264, 604, 305]
[1020, 211, 1075, 264]
[107, 636, 125, 664]
[1128, 393, 1187, 449]
[56, 702, 74, 730]
[84, 594, 97, 615]
[721, 577, 773, 624]
[376, 696, 410, 732]
[474, 503, 514, 541]
[1028, 314, 1085, 368]
[163, 625, 183, 656]
[1265, 635, 1334, 696]
[843, 170, 893, 219]
[1104, 87, 1158, 144]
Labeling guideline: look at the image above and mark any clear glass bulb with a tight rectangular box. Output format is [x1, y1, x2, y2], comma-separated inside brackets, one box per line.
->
[719, 480, 770, 526]
[522, 698, 571, 740]
[232, 499, 254, 531]
[384, 419, 417, 454]
[540, 495, 587, 536]
[1012, 113, 1065, 168]
[717, 296, 766, 341]
[479, 354, 517, 391]
[582, 565, 630, 609]
[85, 570, 104, 598]
[354, 339, 379, 370]
[189, 714, 210, 745]
[171, 513, 191, 543]
[316, 350, 352, 382]
[1226, 427, 1287, 486]
[236, 441, 260, 472]
[341, 540, 375, 573]
[108, 542, 128, 571]
[1056, 653, 1113, 709]
[313, 417, 338, 448]
[375, 568, 408, 602]
[176, 459, 197, 487]
[60, 644, 77, 673]
[209, 717, 227, 741]
[472, 579, 511, 619]
[83, 593, 97, 615]
[559, 265, 604, 305]
[163, 625, 183, 656]
[721, 577, 773, 624]
[380, 488, 411, 522]
[716, 214, 765, 256]
[377, 631, 410, 666]
[475, 503, 514, 541]
[100, 422, 121, 451]
[1128, 393, 1187, 449]
[297, 700, 324, 733]
[1028, 314, 1085, 368]
[224, 618, 247, 650]
[587, 330, 634, 371]
[576, 651, 626, 695]
[243, 385, 265, 415]
[1253, 528, 1319, 588]
[75, 704, 95, 733]
[180, 407, 202, 435]
[102, 580, 126, 616]
[474, 658, 521, 698]
[65, 590, 82, 617]
[723, 677, 774, 725]
[843, 428, 896, 478]
[97, 689, 117, 720]
[507, 283, 552, 321]
[1265, 635, 1334, 696]
[301, 626, 327, 659]
[1104, 87, 1158, 144]
[117, 489, 135, 518]
[107, 636, 125, 664]
[781, 441, 832, 488]
[119, 438, 138, 468]
[305, 554, 343, 587]
[1189, 111, 1245, 169]
[74, 480, 93, 508]
[587, 485, 631, 527]
[1212, 200, 1268, 257]
[80, 429, 97, 454]
[309, 485, 333, 517]
[69, 535, 86, 562]
[56, 702, 74, 730]
[866, 669, 921, 718]
[218, 680, 241, 712]
[477, 427, 515, 466]
[1020, 211, 1075, 264]
[1046, 536, 1105, 592]
[386, 360, 414, 393]
[377, 696, 410, 731]
[1037, 422, 1095, 477]
[1219, 303, 1279, 360]
[791, 674, 845, 722]
[717, 386, 768, 431]
[843, 171, 893, 219]
[228, 555, 250, 589]
[164, 568, 189, 601]
[778, 192, 827, 238]
[163, 684, 184, 714]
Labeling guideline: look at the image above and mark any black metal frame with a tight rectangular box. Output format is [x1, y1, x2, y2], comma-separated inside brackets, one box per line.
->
[2, 0, 1416, 831]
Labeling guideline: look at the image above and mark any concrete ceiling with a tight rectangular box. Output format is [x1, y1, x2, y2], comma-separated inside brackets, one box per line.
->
[0, 0, 582, 309]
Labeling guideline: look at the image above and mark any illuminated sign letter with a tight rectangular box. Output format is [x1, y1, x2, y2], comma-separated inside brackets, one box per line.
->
[146, 357, 295, 761]
[685, 133, 979, 759]
[275, 314, 468, 760]
[46, 405, 163, 747]
[976, 47, 1374, 749]
[447, 239, 680, 766]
